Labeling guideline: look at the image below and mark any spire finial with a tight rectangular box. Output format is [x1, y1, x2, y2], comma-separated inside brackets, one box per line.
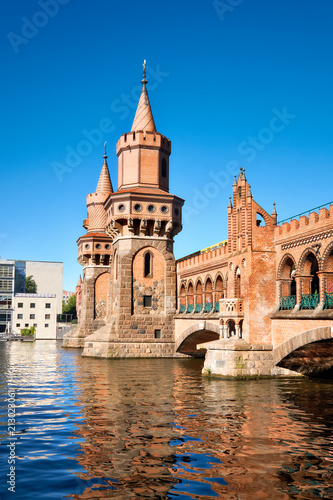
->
[142, 59, 147, 84]
[104, 141, 107, 159]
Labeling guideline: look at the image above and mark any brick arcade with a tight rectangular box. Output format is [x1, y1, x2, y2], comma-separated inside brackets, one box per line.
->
[63, 64, 333, 377]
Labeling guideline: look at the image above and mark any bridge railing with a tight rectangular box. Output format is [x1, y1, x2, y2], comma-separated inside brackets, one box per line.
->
[280, 295, 296, 310]
[300, 293, 319, 310]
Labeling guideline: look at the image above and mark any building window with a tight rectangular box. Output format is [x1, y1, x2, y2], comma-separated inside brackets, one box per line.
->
[33, 324, 37, 327]
[30, 314, 35, 320]
[154, 329, 161, 339]
[161, 159, 167, 178]
[143, 295, 152, 307]
[30, 303, 35, 308]
[18, 303, 23, 308]
[25, 323, 29, 327]
[144, 252, 152, 277]
[17, 314, 23, 319]
[45, 314, 50, 320]
[16, 324, 20, 328]
[45, 324, 49, 328]
[45, 303, 51, 309]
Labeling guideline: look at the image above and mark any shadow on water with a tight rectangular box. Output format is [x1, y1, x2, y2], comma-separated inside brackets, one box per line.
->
[0, 342, 332, 499]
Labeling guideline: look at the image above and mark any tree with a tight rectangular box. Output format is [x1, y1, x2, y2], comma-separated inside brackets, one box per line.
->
[25, 276, 37, 293]
[62, 294, 76, 317]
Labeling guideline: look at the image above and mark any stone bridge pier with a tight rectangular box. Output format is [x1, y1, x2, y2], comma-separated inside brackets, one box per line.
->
[200, 326, 333, 378]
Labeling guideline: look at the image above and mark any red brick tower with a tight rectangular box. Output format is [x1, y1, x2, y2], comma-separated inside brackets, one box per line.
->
[74, 146, 113, 338]
[80, 62, 184, 357]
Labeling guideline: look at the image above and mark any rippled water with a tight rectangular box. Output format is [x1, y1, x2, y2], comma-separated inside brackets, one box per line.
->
[0, 341, 332, 499]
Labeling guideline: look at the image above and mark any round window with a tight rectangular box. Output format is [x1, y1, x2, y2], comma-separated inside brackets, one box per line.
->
[105, 244, 110, 250]
[85, 244, 90, 249]
[96, 244, 101, 249]
[118, 204, 125, 212]
[147, 205, 155, 213]
[161, 205, 168, 213]
[134, 203, 142, 212]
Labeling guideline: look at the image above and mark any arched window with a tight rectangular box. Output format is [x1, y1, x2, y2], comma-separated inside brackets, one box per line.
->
[235, 268, 241, 298]
[162, 159, 167, 178]
[256, 213, 265, 227]
[144, 252, 152, 277]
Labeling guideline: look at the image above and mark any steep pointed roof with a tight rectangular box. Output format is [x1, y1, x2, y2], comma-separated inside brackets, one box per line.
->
[96, 143, 113, 194]
[131, 60, 156, 133]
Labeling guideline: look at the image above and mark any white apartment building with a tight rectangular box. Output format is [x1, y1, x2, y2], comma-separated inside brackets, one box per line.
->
[13, 294, 57, 339]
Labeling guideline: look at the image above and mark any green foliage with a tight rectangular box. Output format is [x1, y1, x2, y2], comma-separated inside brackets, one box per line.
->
[25, 275, 37, 293]
[21, 326, 35, 337]
[62, 294, 76, 317]
[71, 319, 78, 324]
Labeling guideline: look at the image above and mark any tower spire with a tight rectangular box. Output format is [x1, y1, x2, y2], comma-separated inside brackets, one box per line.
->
[96, 142, 113, 194]
[131, 60, 156, 133]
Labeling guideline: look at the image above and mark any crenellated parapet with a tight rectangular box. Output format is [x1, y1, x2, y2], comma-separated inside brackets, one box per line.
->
[275, 204, 333, 242]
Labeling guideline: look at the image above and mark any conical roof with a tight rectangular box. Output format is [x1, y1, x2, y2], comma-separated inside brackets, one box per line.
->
[131, 61, 156, 133]
[96, 143, 113, 194]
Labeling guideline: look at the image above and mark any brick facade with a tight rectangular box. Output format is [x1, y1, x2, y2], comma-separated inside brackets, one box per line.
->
[63, 65, 333, 375]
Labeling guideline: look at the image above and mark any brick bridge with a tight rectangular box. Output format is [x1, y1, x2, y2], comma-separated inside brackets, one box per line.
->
[175, 171, 333, 377]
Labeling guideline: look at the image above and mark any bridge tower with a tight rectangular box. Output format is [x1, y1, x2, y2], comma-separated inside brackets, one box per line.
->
[77, 62, 184, 357]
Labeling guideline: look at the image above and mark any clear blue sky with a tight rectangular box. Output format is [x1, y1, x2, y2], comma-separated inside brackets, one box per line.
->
[1, 0, 333, 290]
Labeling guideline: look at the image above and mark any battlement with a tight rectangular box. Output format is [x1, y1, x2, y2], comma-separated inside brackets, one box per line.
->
[275, 204, 333, 239]
[86, 192, 108, 205]
[116, 130, 171, 155]
[177, 242, 229, 270]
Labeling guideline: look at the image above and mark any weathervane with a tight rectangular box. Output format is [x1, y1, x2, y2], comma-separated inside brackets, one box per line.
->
[104, 141, 107, 159]
[142, 59, 147, 84]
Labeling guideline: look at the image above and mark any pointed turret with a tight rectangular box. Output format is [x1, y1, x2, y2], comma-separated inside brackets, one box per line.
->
[96, 142, 113, 194]
[131, 60, 156, 133]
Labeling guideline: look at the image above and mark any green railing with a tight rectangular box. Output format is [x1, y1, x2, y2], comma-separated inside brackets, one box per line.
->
[324, 293, 333, 309]
[278, 200, 333, 225]
[203, 302, 213, 313]
[194, 303, 203, 313]
[300, 293, 319, 310]
[186, 304, 194, 313]
[179, 304, 186, 313]
[280, 295, 296, 310]
[213, 301, 220, 312]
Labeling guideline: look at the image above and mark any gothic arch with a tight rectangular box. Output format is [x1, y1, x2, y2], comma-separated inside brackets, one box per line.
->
[321, 240, 333, 271]
[277, 253, 297, 279]
[186, 279, 194, 294]
[297, 247, 322, 274]
[214, 272, 224, 288]
[255, 206, 271, 226]
[204, 275, 213, 291]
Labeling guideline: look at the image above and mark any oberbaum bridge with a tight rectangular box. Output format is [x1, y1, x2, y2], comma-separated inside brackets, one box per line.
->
[63, 63, 333, 378]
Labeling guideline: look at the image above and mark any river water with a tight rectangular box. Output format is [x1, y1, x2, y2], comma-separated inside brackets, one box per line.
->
[0, 341, 332, 499]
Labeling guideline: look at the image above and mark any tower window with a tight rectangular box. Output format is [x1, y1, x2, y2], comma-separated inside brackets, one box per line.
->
[162, 159, 167, 178]
[147, 204, 155, 213]
[154, 329, 161, 339]
[144, 295, 152, 307]
[144, 252, 152, 277]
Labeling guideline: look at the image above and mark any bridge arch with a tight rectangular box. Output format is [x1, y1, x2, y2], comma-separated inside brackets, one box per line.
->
[175, 322, 220, 356]
[273, 326, 333, 376]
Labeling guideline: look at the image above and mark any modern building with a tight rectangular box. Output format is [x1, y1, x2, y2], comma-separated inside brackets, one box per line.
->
[13, 294, 57, 339]
[63, 64, 333, 378]
[63, 290, 75, 305]
[0, 259, 63, 337]
[0, 260, 15, 333]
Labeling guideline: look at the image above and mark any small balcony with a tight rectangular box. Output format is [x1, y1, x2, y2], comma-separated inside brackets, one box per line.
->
[300, 293, 319, 310]
[280, 295, 296, 310]
[219, 298, 244, 319]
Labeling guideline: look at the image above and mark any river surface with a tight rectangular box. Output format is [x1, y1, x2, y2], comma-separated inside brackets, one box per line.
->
[0, 341, 332, 499]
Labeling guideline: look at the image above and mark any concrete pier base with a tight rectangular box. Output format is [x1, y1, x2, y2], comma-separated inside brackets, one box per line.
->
[200, 338, 300, 378]
[62, 327, 86, 348]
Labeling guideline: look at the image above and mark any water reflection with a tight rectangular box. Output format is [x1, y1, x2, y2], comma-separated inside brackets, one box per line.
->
[0, 342, 332, 499]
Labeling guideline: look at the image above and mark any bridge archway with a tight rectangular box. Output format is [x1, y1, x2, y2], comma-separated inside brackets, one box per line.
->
[273, 326, 333, 377]
[176, 322, 220, 357]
